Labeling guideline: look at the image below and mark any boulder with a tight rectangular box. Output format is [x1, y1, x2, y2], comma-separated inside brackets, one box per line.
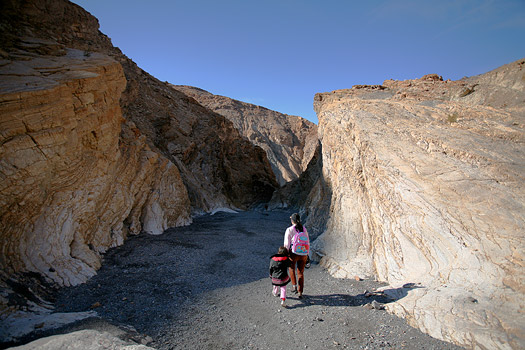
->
[8, 329, 155, 350]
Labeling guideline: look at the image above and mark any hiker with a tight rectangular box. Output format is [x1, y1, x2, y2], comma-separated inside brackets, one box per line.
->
[269, 246, 291, 307]
[284, 213, 310, 298]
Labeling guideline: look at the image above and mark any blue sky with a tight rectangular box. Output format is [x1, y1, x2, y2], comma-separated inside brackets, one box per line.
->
[71, 0, 524, 124]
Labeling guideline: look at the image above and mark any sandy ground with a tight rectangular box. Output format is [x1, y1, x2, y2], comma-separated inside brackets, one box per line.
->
[11, 210, 462, 349]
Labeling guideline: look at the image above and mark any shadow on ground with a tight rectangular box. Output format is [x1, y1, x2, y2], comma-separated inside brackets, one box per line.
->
[286, 283, 424, 310]
[287, 292, 388, 309]
[6, 210, 437, 350]
[48, 211, 295, 337]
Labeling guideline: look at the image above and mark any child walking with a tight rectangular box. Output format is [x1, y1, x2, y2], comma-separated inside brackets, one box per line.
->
[269, 246, 291, 307]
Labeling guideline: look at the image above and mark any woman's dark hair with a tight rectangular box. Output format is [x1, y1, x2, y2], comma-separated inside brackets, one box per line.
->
[291, 213, 303, 232]
[278, 246, 288, 255]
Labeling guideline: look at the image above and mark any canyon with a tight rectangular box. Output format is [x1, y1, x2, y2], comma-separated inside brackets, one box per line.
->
[0, 0, 524, 349]
[0, 46, 192, 289]
[0, 0, 279, 322]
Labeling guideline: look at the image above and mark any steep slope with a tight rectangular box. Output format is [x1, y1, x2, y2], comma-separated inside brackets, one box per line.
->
[117, 66, 278, 212]
[268, 141, 332, 239]
[0, 0, 277, 321]
[0, 0, 278, 213]
[0, 40, 191, 300]
[306, 60, 525, 349]
[172, 85, 318, 186]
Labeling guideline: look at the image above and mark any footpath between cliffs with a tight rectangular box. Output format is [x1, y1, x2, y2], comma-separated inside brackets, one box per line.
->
[15, 210, 461, 349]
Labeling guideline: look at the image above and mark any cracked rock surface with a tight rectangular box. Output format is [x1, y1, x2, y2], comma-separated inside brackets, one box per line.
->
[306, 59, 525, 349]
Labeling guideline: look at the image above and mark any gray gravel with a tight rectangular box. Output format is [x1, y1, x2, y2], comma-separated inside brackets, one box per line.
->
[50, 210, 461, 350]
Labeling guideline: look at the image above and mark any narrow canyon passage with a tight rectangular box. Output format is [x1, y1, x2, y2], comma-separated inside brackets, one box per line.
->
[53, 210, 460, 350]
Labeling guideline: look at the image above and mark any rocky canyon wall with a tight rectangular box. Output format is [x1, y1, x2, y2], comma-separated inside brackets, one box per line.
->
[0, 0, 278, 213]
[172, 85, 318, 186]
[307, 60, 525, 349]
[268, 141, 333, 239]
[119, 69, 278, 213]
[0, 0, 278, 318]
[0, 45, 191, 293]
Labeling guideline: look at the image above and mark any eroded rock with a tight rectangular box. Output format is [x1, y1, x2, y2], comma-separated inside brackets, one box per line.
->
[0, 0, 277, 333]
[172, 85, 318, 186]
[307, 59, 525, 349]
[0, 49, 192, 289]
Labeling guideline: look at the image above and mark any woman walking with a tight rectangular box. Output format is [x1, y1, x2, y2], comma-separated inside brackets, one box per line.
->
[284, 213, 310, 298]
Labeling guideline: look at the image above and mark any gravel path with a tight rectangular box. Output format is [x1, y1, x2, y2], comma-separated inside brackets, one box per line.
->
[52, 210, 461, 350]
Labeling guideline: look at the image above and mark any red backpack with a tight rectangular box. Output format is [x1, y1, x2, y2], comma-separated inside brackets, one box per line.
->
[291, 226, 309, 255]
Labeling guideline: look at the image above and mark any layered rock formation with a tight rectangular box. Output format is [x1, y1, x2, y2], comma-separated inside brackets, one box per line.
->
[0, 0, 277, 324]
[120, 70, 278, 212]
[172, 85, 318, 186]
[306, 60, 525, 349]
[0, 44, 191, 289]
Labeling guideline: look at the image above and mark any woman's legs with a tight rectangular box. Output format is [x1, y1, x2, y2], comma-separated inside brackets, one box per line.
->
[289, 254, 308, 294]
[288, 254, 298, 291]
[295, 255, 308, 294]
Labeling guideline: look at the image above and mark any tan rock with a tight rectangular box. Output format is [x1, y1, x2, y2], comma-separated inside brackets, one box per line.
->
[172, 85, 318, 186]
[90, 302, 102, 309]
[0, 49, 191, 290]
[0, 0, 278, 320]
[9, 329, 155, 350]
[116, 65, 278, 212]
[268, 141, 332, 239]
[2, 0, 279, 215]
[307, 59, 525, 349]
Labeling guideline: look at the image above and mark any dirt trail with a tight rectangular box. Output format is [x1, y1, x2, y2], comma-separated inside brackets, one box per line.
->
[49, 210, 460, 349]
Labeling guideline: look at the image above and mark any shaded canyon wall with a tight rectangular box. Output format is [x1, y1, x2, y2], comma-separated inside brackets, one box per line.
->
[172, 85, 318, 186]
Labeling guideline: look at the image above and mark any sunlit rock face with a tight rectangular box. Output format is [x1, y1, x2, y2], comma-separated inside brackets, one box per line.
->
[172, 85, 318, 186]
[0, 47, 191, 288]
[0, 0, 279, 215]
[309, 60, 525, 349]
